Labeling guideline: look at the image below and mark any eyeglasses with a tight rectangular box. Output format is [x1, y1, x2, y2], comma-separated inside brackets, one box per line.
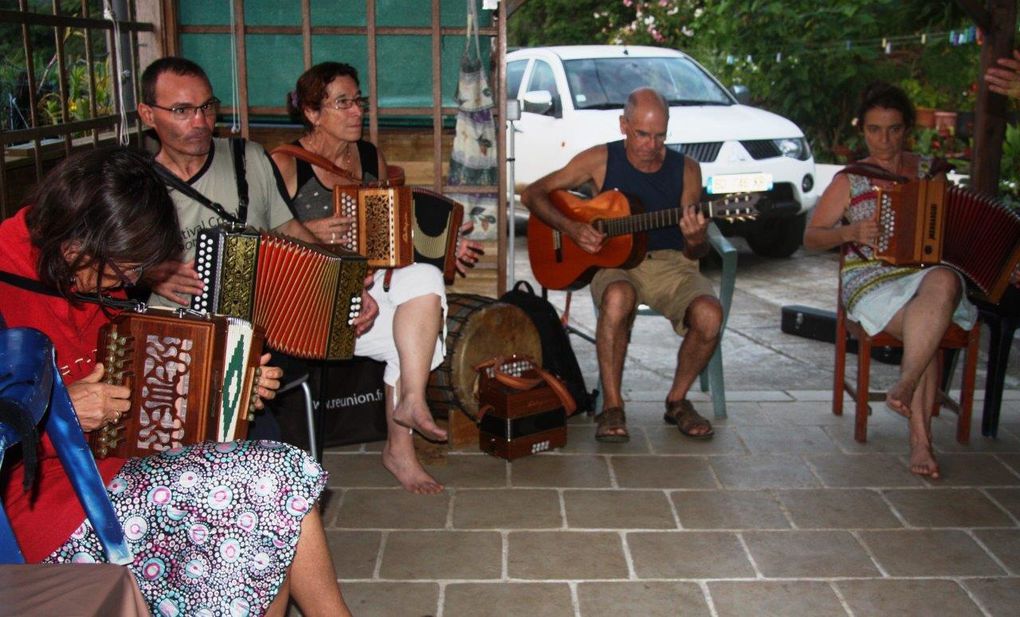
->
[108, 262, 143, 288]
[326, 96, 369, 112]
[148, 97, 221, 120]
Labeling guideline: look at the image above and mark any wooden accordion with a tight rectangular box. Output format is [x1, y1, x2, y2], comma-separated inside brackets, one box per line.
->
[90, 308, 264, 459]
[190, 226, 367, 360]
[873, 179, 1020, 303]
[332, 186, 464, 283]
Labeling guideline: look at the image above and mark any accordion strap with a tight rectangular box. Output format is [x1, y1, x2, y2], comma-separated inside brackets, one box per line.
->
[0, 270, 143, 311]
[271, 143, 362, 184]
[839, 162, 910, 184]
[153, 137, 248, 225]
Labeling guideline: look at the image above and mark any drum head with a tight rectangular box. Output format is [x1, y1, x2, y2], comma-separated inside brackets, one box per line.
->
[439, 294, 542, 419]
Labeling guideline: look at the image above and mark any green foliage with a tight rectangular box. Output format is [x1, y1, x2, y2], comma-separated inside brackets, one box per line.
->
[1000, 122, 1020, 207]
[507, 0, 632, 48]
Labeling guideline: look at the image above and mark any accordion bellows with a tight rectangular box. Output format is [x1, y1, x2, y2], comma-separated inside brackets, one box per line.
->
[90, 308, 264, 458]
[873, 179, 1020, 303]
[191, 226, 367, 360]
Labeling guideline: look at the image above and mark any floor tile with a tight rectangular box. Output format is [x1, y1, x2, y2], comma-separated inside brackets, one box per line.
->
[508, 531, 628, 579]
[738, 426, 841, 454]
[709, 581, 846, 617]
[335, 489, 449, 529]
[973, 529, 1020, 573]
[835, 579, 983, 617]
[742, 530, 879, 577]
[611, 456, 717, 489]
[578, 581, 710, 617]
[627, 532, 754, 578]
[564, 490, 676, 529]
[961, 578, 1020, 617]
[860, 529, 1005, 576]
[444, 583, 573, 617]
[435, 452, 510, 487]
[338, 582, 439, 617]
[645, 425, 749, 455]
[509, 455, 613, 488]
[986, 488, 1020, 520]
[671, 490, 790, 530]
[757, 401, 849, 426]
[933, 431, 1020, 453]
[710, 455, 820, 489]
[823, 422, 912, 454]
[322, 453, 400, 488]
[805, 453, 924, 487]
[559, 425, 654, 454]
[996, 453, 1020, 475]
[452, 488, 563, 529]
[379, 530, 501, 579]
[776, 489, 901, 529]
[927, 453, 1020, 486]
[883, 488, 1015, 527]
[326, 530, 381, 578]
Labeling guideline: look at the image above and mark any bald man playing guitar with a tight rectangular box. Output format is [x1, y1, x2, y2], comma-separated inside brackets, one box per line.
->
[522, 87, 722, 443]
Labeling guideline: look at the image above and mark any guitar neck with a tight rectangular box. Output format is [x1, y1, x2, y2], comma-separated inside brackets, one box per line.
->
[595, 203, 712, 238]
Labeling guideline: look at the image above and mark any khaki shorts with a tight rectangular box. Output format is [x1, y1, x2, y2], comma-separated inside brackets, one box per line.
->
[589, 249, 716, 335]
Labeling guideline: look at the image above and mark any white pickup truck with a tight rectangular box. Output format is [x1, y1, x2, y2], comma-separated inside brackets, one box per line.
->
[507, 45, 819, 258]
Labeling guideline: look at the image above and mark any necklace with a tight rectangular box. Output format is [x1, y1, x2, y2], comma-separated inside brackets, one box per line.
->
[337, 142, 354, 170]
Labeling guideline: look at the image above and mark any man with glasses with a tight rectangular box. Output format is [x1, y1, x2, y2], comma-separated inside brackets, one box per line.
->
[137, 57, 378, 441]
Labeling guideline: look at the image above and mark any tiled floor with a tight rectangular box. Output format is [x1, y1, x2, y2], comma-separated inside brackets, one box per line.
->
[319, 392, 1020, 617]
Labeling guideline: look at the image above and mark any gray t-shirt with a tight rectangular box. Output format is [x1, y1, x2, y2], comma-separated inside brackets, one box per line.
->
[151, 137, 294, 308]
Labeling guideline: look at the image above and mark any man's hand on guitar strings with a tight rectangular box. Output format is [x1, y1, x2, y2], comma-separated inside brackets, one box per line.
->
[679, 203, 709, 247]
[568, 220, 606, 254]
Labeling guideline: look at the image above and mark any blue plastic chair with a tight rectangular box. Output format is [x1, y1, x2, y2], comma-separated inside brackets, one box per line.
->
[0, 328, 132, 565]
[591, 222, 736, 419]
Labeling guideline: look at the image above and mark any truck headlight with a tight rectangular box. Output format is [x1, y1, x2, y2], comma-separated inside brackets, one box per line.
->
[774, 137, 811, 161]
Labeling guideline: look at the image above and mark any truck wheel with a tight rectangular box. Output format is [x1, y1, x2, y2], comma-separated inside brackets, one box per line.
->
[746, 213, 806, 258]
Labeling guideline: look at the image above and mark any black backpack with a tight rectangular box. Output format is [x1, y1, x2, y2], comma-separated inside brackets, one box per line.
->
[498, 281, 596, 414]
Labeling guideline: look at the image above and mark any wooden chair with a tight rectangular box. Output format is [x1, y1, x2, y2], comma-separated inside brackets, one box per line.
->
[832, 251, 980, 443]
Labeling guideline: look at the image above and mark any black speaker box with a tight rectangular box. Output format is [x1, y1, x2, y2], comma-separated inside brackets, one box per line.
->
[781, 305, 902, 365]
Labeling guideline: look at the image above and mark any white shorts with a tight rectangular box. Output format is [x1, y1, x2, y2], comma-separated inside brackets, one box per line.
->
[353, 263, 447, 386]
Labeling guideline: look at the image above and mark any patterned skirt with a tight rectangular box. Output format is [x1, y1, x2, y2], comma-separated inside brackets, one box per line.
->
[43, 440, 327, 617]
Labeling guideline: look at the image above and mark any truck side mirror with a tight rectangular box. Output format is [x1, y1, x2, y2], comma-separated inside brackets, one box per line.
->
[522, 90, 554, 115]
[731, 84, 750, 105]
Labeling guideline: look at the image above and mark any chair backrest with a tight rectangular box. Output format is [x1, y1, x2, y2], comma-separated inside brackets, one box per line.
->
[0, 328, 132, 564]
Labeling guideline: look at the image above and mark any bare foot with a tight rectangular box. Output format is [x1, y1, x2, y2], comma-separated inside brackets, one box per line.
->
[393, 393, 447, 442]
[908, 438, 940, 479]
[382, 441, 445, 495]
[886, 379, 915, 418]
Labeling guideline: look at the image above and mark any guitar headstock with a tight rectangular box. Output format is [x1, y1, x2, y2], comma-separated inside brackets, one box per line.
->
[707, 193, 762, 223]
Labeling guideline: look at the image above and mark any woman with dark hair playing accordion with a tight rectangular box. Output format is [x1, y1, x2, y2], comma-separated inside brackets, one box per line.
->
[0, 146, 352, 616]
[803, 82, 977, 480]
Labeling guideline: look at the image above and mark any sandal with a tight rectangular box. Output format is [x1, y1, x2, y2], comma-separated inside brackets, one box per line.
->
[595, 406, 629, 443]
[664, 399, 714, 440]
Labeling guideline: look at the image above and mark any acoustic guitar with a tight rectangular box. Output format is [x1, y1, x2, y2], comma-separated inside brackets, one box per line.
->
[527, 189, 759, 290]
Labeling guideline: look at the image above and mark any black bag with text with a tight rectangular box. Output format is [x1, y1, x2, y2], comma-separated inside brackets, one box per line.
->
[498, 281, 595, 414]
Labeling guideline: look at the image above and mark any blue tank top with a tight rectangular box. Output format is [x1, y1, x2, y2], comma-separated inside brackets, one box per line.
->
[602, 139, 686, 251]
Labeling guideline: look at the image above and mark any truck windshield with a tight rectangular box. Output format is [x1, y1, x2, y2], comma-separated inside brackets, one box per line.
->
[564, 56, 734, 110]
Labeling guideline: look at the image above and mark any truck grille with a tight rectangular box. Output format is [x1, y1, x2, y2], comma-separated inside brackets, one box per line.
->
[668, 142, 722, 163]
[740, 139, 781, 160]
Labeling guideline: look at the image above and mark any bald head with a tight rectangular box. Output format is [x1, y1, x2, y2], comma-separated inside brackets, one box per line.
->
[623, 88, 669, 121]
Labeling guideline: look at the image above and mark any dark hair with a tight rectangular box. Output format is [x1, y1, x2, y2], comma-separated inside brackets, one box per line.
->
[140, 57, 212, 105]
[855, 82, 915, 130]
[287, 62, 360, 128]
[25, 146, 183, 299]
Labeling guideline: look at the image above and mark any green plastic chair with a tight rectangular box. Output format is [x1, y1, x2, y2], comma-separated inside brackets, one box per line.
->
[590, 221, 736, 419]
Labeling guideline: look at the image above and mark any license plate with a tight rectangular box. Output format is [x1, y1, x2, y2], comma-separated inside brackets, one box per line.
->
[706, 172, 773, 195]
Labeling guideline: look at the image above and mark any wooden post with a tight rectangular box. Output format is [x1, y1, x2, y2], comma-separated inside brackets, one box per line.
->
[959, 0, 1017, 195]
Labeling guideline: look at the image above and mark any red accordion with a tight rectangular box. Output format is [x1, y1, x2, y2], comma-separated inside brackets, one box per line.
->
[332, 186, 464, 283]
[872, 179, 1020, 303]
[191, 226, 367, 360]
[90, 308, 264, 459]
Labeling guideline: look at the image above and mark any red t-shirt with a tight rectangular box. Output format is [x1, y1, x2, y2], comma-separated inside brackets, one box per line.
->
[0, 207, 127, 562]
